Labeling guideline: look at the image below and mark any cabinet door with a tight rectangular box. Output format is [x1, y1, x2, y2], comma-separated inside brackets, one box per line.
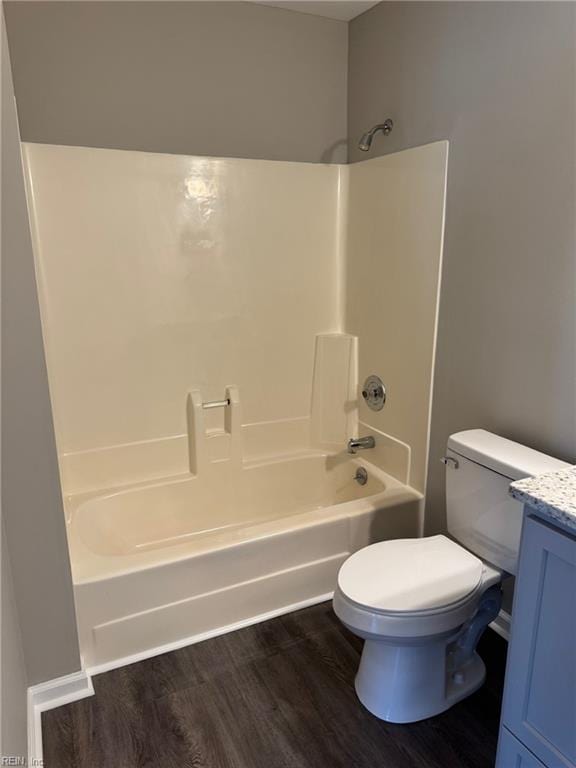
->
[497, 728, 546, 768]
[502, 514, 576, 768]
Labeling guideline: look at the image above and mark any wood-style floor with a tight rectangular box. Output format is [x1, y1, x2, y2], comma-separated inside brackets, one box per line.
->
[43, 601, 507, 768]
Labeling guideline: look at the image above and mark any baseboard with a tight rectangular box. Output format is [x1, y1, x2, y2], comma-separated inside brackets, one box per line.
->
[88, 591, 334, 676]
[489, 609, 511, 641]
[27, 668, 94, 765]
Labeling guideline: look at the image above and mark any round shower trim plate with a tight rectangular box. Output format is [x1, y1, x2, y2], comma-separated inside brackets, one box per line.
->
[361, 375, 386, 411]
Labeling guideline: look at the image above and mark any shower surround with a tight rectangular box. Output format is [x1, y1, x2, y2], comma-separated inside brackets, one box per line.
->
[24, 142, 448, 669]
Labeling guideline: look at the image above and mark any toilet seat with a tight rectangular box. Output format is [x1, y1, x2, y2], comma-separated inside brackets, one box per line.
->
[338, 535, 484, 614]
[334, 535, 501, 639]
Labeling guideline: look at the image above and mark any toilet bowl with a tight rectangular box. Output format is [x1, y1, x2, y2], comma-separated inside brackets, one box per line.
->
[333, 429, 570, 723]
[333, 535, 502, 723]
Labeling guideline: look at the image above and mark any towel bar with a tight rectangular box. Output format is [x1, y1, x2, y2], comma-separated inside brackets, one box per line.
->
[202, 398, 231, 410]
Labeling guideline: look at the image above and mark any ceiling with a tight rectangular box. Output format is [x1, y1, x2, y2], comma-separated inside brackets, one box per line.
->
[254, 2, 380, 22]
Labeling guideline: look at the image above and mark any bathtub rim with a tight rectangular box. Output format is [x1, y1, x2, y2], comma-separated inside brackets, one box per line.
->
[66, 452, 421, 585]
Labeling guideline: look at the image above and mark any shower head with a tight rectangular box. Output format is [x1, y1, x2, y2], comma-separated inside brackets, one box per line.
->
[358, 119, 394, 151]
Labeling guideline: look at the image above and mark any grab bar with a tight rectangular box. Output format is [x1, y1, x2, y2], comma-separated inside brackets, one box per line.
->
[202, 398, 231, 410]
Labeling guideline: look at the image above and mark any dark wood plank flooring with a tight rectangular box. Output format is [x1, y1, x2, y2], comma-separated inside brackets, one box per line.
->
[43, 601, 507, 768]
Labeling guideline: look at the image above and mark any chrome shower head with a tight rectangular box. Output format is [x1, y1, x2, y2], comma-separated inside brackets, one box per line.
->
[358, 119, 393, 151]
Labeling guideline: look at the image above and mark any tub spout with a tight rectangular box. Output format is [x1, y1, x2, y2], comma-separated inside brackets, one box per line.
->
[347, 436, 375, 454]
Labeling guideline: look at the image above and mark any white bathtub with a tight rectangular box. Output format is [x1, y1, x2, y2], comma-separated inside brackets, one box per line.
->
[67, 450, 421, 671]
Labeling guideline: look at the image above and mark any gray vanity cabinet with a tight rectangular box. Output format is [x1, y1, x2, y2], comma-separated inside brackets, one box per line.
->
[496, 514, 576, 768]
[498, 729, 548, 767]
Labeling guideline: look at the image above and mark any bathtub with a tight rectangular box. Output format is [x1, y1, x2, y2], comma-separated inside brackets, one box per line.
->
[67, 450, 422, 672]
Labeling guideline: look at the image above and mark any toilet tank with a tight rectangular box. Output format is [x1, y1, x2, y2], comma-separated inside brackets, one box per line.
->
[445, 430, 569, 575]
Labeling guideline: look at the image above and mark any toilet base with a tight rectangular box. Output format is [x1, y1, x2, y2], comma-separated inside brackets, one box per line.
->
[355, 635, 486, 723]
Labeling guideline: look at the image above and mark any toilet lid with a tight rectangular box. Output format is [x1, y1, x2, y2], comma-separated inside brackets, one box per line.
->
[338, 535, 484, 613]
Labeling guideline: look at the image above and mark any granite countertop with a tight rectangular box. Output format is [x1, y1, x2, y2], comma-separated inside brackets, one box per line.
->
[510, 466, 576, 531]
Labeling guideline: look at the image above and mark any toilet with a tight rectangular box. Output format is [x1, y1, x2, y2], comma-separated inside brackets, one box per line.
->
[333, 429, 569, 723]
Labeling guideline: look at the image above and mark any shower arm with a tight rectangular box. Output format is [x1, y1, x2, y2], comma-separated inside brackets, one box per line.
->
[370, 121, 393, 137]
[358, 118, 393, 151]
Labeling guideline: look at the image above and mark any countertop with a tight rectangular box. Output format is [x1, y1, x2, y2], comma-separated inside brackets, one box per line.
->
[510, 466, 576, 531]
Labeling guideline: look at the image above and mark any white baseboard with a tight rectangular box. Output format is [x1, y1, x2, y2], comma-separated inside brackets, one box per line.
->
[27, 668, 94, 766]
[88, 591, 334, 676]
[490, 609, 511, 641]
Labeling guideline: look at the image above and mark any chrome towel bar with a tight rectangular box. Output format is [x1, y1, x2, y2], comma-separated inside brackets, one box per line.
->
[202, 398, 231, 410]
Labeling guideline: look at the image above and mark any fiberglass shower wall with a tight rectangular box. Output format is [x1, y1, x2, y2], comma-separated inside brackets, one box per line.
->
[344, 142, 448, 495]
[24, 142, 447, 497]
[24, 146, 342, 493]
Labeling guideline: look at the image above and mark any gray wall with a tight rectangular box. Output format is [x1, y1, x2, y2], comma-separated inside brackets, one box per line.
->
[348, 2, 576, 533]
[1, 523, 27, 758]
[4, 1, 348, 163]
[1, 13, 28, 758]
[2, 11, 81, 685]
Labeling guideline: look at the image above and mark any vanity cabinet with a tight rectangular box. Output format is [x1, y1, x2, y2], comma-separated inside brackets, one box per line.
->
[496, 514, 576, 768]
[498, 729, 547, 768]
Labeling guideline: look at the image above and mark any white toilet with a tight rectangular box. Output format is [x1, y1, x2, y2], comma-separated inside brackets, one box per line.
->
[333, 429, 569, 723]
